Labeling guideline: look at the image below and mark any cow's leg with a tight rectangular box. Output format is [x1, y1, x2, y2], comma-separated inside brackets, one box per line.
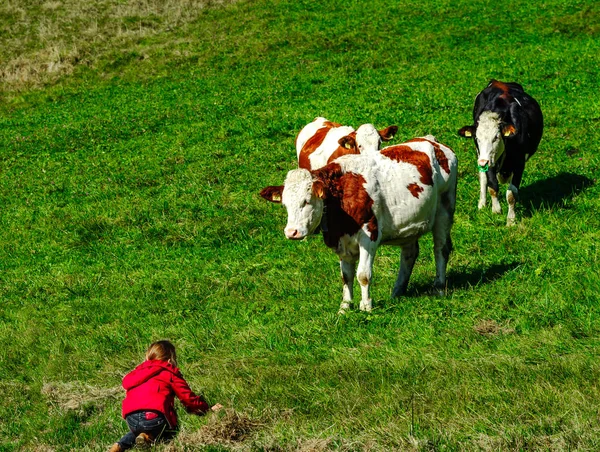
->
[356, 236, 378, 312]
[478, 171, 487, 209]
[391, 240, 420, 298]
[506, 165, 524, 226]
[339, 258, 356, 313]
[487, 169, 502, 214]
[432, 191, 455, 295]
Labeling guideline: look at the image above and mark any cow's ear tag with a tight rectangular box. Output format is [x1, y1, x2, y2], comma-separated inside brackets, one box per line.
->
[344, 141, 352, 149]
[464, 130, 472, 137]
[503, 125, 516, 137]
[272, 194, 281, 202]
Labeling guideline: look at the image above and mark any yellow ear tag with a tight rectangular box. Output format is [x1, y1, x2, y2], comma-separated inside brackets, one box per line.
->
[503, 126, 516, 137]
[464, 130, 472, 137]
[273, 194, 281, 202]
[344, 142, 352, 149]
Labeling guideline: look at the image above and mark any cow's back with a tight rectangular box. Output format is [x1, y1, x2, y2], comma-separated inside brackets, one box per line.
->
[295, 117, 356, 170]
[334, 139, 455, 242]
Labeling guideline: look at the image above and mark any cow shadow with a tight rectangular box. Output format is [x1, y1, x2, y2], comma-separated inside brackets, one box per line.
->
[520, 172, 594, 216]
[398, 261, 520, 296]
[448, 262, 521, 290]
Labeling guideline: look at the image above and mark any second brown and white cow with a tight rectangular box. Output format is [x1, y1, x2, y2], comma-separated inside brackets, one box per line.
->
[260, 136, 458, 312]
[296, 117, 397, 170]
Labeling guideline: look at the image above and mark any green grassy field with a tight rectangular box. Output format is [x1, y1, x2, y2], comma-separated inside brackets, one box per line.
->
[1, 0, 600, 450]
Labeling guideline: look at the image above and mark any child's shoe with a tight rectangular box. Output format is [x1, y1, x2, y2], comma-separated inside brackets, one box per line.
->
[135, 432, 153, 448]
[108, 444, 123, 452]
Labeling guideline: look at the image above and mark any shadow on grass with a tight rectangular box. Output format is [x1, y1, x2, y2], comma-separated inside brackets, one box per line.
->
[389, 262, 520, 299]
[520, 172, 594, 216]
[449, 262, 521, 290]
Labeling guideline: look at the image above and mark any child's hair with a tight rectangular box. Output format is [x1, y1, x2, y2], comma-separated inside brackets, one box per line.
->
[146, 340, 177, 367]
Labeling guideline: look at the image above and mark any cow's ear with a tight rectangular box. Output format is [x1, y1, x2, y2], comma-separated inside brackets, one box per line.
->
[502, 124, 517, 137]
[312, 180, 326, 199]
[378, 125, 398, 142]
[259, 185, 284, 203]
[338, 136, 357, 151]
[458, 126, 474, 138]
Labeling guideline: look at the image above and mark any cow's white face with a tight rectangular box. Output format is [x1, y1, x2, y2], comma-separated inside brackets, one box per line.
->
[475, 111, 505, 170]
[355, 124, 381, 153]
[281, 169, 324, 240]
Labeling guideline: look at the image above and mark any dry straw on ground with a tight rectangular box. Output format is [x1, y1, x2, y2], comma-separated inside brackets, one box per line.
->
[41, 381, 121, 413]
[0, 0, 239, 91]
[473, 319, 516, 337]
[164, 408, 262, 450]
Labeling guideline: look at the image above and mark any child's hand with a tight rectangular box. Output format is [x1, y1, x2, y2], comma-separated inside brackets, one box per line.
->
[211, 403, 223, 412]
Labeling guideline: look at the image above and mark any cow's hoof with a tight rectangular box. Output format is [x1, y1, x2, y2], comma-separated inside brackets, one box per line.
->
[391, 288, 407, 298]
[338, 302, 351, 314]
[506, 218, 517, 227]
[478, 201, 486, 210]
[359, 300, 372, 312]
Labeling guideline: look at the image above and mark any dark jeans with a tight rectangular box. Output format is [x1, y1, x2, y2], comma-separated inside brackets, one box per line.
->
[117, 411, 176, 450]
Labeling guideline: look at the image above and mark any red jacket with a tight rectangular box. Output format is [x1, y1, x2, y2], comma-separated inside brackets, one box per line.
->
[121, 360, 209, 428]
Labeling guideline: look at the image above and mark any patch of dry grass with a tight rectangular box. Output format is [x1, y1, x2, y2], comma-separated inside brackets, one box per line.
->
[165, 409, 262, 450]
[473, 319, 516, 337]
[41, 381, 121, 413]
[0, 0, 239, 92]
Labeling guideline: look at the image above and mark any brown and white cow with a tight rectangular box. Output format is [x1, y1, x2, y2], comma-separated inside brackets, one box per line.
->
[260, 136, 457, 312]
[296, 117, 397, 170]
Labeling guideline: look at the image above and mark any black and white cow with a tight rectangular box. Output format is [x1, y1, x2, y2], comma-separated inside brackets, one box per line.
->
[458, 80, 543, 225]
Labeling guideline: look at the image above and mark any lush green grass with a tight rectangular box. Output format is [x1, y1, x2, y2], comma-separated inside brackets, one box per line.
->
[1, 0, 600, 450]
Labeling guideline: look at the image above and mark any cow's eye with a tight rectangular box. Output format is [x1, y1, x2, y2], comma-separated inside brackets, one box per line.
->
[302, 200, 308, 207]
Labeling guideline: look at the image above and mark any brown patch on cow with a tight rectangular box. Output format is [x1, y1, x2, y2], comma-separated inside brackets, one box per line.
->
[298, 127, 330, 169]
[357, 272, 370, 287]
[313, 164, 378, 248]
[323, 120, 342, 128]
[490, 79, 514, 102]
[327, 131, 358, 163]
[381, 145, 434, 185]
[507, 190, 516, 205]
[407, 183, 424, 198]
[488, 187, 498, 197]
[407, 137, 451, 174]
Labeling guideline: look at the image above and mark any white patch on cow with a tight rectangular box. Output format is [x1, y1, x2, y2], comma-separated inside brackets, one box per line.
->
[476, 111, 505, 167]
[478, 171, 487, 209]
[488, 187, 502, 214]
[506, 180, 518, 227]
[355, 124, 381, 154]
[281, 169, 323, 239]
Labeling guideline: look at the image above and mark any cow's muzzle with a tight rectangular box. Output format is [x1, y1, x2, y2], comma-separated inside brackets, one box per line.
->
[285, 228, 306, 240]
